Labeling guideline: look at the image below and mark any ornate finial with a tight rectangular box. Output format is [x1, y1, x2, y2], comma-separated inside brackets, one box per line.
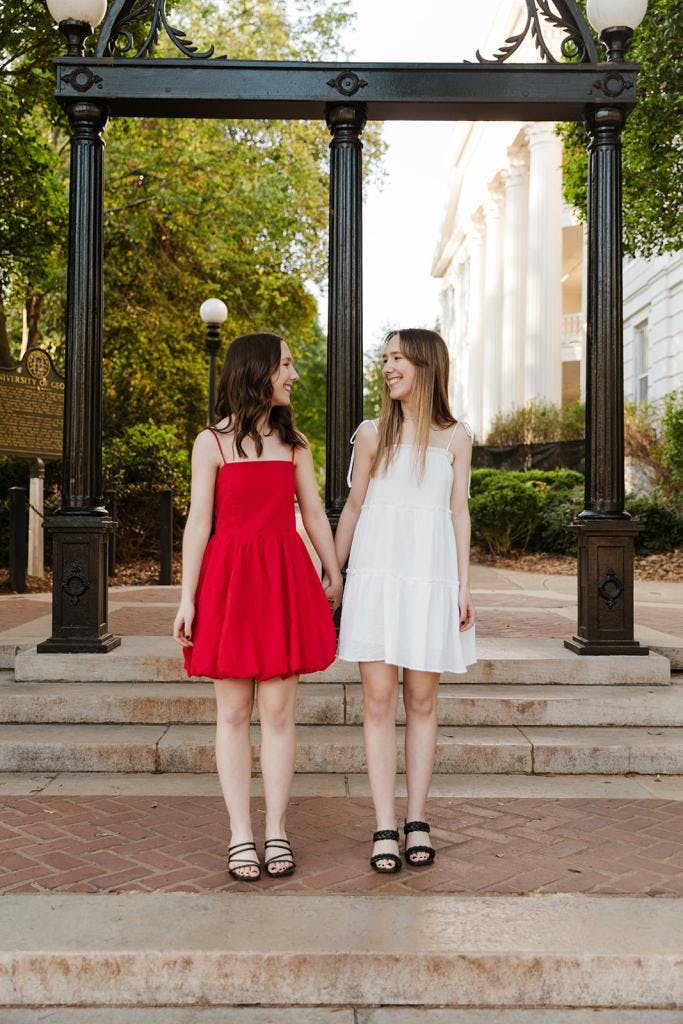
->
[476, 0, 599, 65]
[95, 0, 216, 59]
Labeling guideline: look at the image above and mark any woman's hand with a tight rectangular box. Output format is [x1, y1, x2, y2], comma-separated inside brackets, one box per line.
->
[173, 599, 195, 646]
[322, 573, 343, 614]
[458, 585, 475, 631]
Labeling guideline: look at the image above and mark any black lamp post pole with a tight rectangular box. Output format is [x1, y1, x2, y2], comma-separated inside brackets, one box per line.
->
[565, 100, 646, 656]
[325, 104, 366, 530]
[205, 322, 221, 426]
[38, 84, 120, 652]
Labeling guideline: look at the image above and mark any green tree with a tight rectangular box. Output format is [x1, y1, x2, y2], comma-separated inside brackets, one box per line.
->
[559, 0, 683, 257]
[1, 0, 385, 471]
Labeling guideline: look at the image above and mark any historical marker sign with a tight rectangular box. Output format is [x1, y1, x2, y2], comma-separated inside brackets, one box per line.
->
[0, 349, 64, 460]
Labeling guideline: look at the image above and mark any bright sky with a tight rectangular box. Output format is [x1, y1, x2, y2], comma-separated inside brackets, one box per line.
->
[316, 0, 502, 352]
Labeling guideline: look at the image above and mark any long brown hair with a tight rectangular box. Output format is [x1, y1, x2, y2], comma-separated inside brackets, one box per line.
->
[371, 328, 455, 480]
[214, 332, 306, 458]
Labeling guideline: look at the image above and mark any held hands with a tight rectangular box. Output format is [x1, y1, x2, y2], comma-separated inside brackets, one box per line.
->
[173, 598, 195, 647]
[322, 573, 343, 614]
[458, 585, 475, 632]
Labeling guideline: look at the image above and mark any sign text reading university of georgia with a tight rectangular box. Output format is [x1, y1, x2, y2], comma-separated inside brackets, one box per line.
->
[0, 349, 64, 460]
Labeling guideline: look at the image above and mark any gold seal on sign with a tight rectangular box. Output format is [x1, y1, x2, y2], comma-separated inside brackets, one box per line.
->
[26, 349, 50, 386]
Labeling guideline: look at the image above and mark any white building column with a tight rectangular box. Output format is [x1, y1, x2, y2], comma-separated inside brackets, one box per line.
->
[481, 182, 505, 436]
[501, 148, 529, 412]
[465, 212, 485, 439]
[524, 122, 563, 405]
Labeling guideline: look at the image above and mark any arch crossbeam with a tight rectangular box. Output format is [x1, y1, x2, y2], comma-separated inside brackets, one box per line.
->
[54, 58, 637, 122]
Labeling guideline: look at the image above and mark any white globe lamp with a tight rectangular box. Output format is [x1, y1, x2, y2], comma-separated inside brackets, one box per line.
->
[199, 298, 229, 325]
[47, 0, 108, 56]
[587, 0, 648, 61]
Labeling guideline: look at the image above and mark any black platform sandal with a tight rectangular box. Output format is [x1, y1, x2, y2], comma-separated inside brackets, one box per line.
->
[264, 838, 296, 878]
[227, 840, 261, 881]
[370, 829, 402, 874]
[403, 820, 436, 867]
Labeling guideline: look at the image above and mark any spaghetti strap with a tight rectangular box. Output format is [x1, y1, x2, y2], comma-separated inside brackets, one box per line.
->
[208, 428, 227, 464]
[446, 420, 474, 451]
[347, 420, 377, 488]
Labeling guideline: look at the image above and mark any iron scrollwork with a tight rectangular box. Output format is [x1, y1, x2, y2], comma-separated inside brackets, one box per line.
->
[95, 0, 216, 59]
[476, 0, 599, 65]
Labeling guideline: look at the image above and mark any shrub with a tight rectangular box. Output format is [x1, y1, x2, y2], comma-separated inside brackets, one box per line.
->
[626, 494, 683, 554]
[470, 475, 542, 554]
[530, 485, 584, 555]
[486, 399, 585, 445]
[661, 390, 683, 504]
[103, 422, 191, 560]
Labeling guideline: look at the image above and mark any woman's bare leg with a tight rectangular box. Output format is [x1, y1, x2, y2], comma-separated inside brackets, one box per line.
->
[361, 660, 400, 868]
[214, 678, 259, 878]
[257, 674, 299, 874]
[403, 668, 440, 861]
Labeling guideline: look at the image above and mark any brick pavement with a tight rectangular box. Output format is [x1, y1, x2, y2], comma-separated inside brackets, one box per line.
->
[2, 795, 682, 897]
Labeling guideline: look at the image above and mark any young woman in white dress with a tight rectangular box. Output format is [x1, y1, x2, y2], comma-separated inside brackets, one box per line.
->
[335, 328, 476, 873]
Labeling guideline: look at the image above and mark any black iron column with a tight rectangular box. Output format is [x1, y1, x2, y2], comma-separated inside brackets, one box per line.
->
[325, 104, 366, 529]
[205, 322, 221, 426]
[565, 105, 646, 657]
[38, 99, 120, 654]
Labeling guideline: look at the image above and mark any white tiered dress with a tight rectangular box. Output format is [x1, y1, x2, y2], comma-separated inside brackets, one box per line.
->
[337, 420, 477, 674]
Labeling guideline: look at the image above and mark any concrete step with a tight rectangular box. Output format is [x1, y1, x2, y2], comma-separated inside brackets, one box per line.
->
[1, 893, 680, 1008]
[2, 1014, 681, 1024]
[2, 678, 682, 727]
[13, 636, 671, 685]
[2, 722, 683, 774]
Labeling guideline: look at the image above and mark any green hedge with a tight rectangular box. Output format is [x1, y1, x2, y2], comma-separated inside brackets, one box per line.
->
[469, 468, 682, 556]
[103, 422, 191, 561]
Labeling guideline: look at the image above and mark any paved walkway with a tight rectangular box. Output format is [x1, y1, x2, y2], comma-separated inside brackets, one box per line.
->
[1, 565, 682, 656]
[2, 793, 683, 897]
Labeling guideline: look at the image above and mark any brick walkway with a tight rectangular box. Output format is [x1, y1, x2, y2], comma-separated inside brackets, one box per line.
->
[2, 795, 682, 897]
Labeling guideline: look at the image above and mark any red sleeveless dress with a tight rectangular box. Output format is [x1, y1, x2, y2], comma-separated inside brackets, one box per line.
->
[183, 430, 336, 682]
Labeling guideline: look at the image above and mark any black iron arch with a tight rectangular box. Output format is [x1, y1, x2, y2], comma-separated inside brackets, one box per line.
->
[41, 0, 646, 659]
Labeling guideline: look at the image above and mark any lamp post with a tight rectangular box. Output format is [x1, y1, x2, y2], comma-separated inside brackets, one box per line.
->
[565, 0, 649, 656]
[200, 298, 228, 426]
[40, 0, 119, 654]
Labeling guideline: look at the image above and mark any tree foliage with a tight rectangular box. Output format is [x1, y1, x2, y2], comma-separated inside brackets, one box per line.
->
[1, 0, 384, 466]
[559, 0, 683, 258]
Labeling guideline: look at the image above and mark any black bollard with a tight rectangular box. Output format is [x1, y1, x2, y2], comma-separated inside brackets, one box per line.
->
[9, 487, 27, 594]
[104, 489, 117, 577]
[159, 489, 173, 585]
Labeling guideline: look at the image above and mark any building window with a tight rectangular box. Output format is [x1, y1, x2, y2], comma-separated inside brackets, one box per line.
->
[634, 321, 649, 404]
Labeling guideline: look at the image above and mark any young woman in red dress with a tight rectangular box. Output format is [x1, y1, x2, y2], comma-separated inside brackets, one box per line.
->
[174, 333, 341, 881]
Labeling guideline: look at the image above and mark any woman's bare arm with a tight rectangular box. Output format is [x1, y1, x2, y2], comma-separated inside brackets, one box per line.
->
[294, 441, 343, 610]
[450, 423, 475, 631]
[173, 431, 220, 644]
[334, 422, 378, 569]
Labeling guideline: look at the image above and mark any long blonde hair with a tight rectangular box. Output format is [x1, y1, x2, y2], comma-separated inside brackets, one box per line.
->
[371, 328, 456, 481]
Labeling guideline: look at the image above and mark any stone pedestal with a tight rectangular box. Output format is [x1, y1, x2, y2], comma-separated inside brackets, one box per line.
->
[565, 520, 648, 656]
[38, 514, 119, 654]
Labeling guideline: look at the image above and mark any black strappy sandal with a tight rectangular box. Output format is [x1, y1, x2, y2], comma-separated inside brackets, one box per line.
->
[404, 820, 436, 867]
[227, 840, 261, 882]
[264, 838, 296, 878]
[370, 829, 402, 874]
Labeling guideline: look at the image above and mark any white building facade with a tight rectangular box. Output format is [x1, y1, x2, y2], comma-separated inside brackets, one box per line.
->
[432, 1, 682, 441]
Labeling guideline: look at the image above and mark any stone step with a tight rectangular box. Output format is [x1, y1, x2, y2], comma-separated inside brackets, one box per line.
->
[2, 722, 683, 774]
[2, 678, 682, 727]
[1, 893, 680, 1008]
[13, 636, 671, 685]
[0, 1009, 679, 1022]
